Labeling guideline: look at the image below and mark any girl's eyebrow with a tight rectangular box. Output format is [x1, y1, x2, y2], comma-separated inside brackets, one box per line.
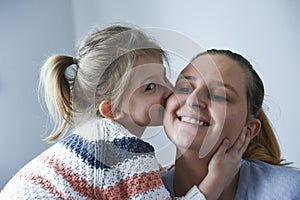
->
[177, 75, 197, 81]
[141, 75, 158, 84]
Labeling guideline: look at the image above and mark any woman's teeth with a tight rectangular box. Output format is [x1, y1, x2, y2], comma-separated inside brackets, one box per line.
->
[181, 116, 209, 126]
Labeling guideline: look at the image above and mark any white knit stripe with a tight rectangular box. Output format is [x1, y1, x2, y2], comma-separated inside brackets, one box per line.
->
[128, 185, 171, 200]
[112, 154, 159, 175]
[0, 175, 71, 199]
[12, 153, 91, 200]
[97, 154, 160, 188]
[45, 143, 96, 185]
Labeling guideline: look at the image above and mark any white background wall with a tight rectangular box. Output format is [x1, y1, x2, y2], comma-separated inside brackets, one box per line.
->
[1, 0, 299, 190]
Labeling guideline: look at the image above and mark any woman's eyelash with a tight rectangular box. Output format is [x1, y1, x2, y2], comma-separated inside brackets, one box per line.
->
[210, 94, 228, 101]
[175, 86, 193, 93]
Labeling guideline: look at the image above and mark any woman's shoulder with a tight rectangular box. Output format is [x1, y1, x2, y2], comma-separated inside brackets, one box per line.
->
[242, 159, 300, 180]
[237, 159, 300, 199]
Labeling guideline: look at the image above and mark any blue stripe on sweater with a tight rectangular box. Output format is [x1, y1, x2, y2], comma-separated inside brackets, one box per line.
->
[113, 137, 154, 153]
[60, 134, 155, 170]
[60, 134, 110, 169]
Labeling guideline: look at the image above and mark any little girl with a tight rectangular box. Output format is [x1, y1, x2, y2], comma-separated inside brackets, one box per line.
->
[0, 25, 249, 199]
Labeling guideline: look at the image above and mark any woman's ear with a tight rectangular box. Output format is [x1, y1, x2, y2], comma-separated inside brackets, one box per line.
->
[245, 118, 261, 139]
[99, 100, 125, 120]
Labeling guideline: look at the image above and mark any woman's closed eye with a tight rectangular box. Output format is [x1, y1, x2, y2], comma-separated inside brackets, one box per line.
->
[174, 85, 193, 94]
[210, 94, 228, 102]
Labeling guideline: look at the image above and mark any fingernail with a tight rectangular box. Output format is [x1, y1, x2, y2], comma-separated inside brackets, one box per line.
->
[224, 138, 230, 146]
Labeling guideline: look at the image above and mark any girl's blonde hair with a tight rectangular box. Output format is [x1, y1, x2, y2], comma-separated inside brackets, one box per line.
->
[197, 49, 284, 165]
[39, 25, 167, 142]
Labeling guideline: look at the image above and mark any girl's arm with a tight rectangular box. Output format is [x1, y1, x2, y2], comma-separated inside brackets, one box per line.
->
[198, 127, 250, 200]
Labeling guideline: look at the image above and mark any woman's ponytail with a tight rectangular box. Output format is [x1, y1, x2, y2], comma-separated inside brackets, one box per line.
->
[243, 109, 283, 165]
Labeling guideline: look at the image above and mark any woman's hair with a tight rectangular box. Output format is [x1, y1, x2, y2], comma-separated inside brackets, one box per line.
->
[195, 49, 283, 165]
[39, 25, 167, 142]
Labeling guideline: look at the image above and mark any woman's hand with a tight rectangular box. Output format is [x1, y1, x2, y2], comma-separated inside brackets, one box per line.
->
[198, 127, 250, 200]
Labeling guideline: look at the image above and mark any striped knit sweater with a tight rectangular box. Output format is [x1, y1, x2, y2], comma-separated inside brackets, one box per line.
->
[0, 119, 173, 199]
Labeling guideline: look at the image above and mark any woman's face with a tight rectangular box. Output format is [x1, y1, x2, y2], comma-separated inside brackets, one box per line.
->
[164, 54, 249, 158]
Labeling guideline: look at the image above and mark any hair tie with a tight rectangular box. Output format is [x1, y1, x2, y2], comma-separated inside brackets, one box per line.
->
[73, 57, 77, 65]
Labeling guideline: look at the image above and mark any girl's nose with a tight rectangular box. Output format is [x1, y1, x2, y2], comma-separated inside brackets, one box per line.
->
[160, 87, 172, 105]
[160, 81, 174, 106]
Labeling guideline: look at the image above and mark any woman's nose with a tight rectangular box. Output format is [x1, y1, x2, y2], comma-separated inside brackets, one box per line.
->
[186, 89, 207, 109]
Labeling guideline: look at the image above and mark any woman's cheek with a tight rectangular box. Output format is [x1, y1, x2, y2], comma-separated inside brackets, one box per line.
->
[221, 113, 246, 145]
[164, 94, 181, 115]
[163, 95, 181, 137]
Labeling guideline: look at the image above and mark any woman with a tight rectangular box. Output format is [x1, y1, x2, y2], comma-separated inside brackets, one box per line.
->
[162, 49, 300, 199]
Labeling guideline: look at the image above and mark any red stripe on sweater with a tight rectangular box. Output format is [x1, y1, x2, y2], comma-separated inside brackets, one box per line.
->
[95, 171, 165, 199]
[38, 153, 165, 199]
[16, 172, 74, 200]
[38, 154, 96, 198]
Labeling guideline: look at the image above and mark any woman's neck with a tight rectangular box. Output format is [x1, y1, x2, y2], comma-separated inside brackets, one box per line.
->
[174, 149, 210, 197]
[173, 148, 240, 200]
[218, 171, 240, 200]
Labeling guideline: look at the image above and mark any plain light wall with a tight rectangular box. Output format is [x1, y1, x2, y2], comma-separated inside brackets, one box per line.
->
[0, 0, 75, 189]
[1, 0, 299, 190]
[72, 0, 300, 167]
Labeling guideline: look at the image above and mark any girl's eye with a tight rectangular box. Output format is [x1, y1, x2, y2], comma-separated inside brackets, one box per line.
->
[145, 83, 156, 91]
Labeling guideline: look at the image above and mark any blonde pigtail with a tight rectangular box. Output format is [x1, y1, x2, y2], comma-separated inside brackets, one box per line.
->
[39, 55, 76, 142]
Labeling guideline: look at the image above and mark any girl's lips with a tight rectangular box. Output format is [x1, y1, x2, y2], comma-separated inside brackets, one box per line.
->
[177, 115, 210, 126]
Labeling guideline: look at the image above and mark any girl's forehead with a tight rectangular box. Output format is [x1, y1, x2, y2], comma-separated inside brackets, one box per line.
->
[134, 55, 163, 66]
[127, 63, 166, 88]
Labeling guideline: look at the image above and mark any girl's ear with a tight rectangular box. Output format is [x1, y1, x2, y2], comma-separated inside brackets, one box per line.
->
[99, 100, 125, 120]
[245, 118, 261, 139]
[99, 100, 114, 119]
